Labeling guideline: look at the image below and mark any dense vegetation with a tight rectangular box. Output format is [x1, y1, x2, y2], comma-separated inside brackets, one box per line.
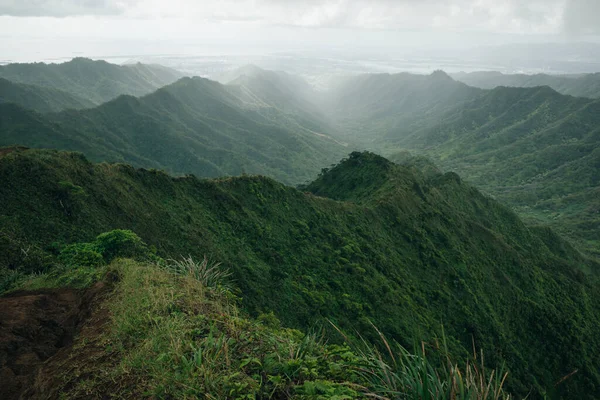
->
[316, 72, 600, 257]
[15, 247, 510, 399]
[0, 58, 183, 104]
[2, 148, 599, 398]
[3, 63, 597, 255]
[0, 75, 346, 184]
[1, 60, 600, 398]
[452, 71, 600, 99]
[383, 86, 600, 258]
[0, 77, 94, 112]
[321, 71, 481, 146]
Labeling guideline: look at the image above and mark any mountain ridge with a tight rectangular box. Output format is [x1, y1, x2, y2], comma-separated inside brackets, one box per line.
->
[0, 57, 184, 104]
[0, 77, 95, 112]
[0, 76, 347, 184]
[2, 148, 599, 397]
[452, 70, 600, 99]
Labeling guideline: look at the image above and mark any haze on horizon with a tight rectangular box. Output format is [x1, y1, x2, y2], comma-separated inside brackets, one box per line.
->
[1, 0, 600, 74]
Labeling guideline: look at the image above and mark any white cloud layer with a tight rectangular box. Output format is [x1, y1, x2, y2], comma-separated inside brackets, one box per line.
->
[0, 0, 137, 17]
[0, 0, 598, 36]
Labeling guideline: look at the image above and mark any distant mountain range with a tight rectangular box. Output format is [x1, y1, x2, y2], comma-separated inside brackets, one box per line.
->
[0, 78, 95, 112]
[0, 60, 598, 257]
[0, 72, 346, 184]
[452, 71, 600, 99]
[316, 71, 600, 258]
[0, 57, 183, 105]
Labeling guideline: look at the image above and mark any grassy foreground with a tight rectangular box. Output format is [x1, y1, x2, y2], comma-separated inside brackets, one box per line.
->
[13, 232, 511, 399]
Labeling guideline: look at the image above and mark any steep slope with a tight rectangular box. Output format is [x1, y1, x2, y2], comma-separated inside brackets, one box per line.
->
[452, 71, 600, 99]
[323, 71, 482, 144]
[225, 65, 337, 137]
[0, 77, 346, 184]
[386, 86, 600, 257]
[0, 78, 94, 112]
[0, 58, 183, 104]
[1, 148, 599, 398]
[317, 71, 599, 256]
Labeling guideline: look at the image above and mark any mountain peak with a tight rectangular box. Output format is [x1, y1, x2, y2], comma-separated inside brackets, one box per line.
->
[68, 57, 103, 65]
[429, 70, 453, 81]
[305, 152, 395, 202]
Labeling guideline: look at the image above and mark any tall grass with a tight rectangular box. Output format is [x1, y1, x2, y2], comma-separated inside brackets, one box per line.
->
[334, 323, 511, 400]
[161, 255, 232, 291]
[98, 260, 359, 398]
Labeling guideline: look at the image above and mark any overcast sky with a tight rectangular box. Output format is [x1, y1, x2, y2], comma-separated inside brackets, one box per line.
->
[1, 0, 599, 62]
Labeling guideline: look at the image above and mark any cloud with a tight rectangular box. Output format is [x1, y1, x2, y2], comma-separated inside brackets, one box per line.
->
[563, 0, 600, 35]
[126, 0, 563, 34]
[0, 0, 137, 17]
[0, 0, 598, 38]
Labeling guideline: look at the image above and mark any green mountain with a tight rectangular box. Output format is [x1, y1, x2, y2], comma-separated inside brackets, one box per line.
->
[2, 147, 600, 398]
[382, 86, 600, 257]
[323, 71, 481, 145]
[315, 72, 600, 257]
[0, 78, 94, 112]
[0, 58, 183, 105]
[452, 71, 600, 99]
[225, 65, 338, 138]
[0, 76, 346, 184]
[2, 65, 598, 256]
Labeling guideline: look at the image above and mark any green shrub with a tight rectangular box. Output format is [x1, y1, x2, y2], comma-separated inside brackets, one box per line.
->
[59, 242, 104, 267]
[94, 229, 152, 262]
[56, 230, 158, 270]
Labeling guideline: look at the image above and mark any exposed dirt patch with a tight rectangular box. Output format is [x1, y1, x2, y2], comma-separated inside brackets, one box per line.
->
[0, 281, 110, 400]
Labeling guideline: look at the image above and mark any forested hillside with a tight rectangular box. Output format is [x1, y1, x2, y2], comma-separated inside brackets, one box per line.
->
[0, 76, 346, 184]
[1, 148, 599, 398]
[322, 71, 481, 145]
[0, 78, 94, 112]
[2, 64, 599, 256]
[317, 72, 600, 257]
[225, 65, 337, 138]
[452, 71, 600, 99]
[0, 58, 183, 104]
[383, 85, 600, 257]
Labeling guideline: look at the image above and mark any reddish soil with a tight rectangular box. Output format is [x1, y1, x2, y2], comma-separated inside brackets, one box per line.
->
[0, 281, 109, 400]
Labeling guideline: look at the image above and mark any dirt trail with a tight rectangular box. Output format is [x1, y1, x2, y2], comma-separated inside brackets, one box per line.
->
[0, 281, 109, 400]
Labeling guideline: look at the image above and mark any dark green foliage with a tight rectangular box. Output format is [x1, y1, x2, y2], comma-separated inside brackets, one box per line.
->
[1, 148, 600, 398]
[21, 257, 508, 399]
[59, 242, 104, 268]
[382, 86, 600, 257]
[93, 229, 153, 263]
[319, 72, 600, 257]
[58, 230, 157, 267]
[0, 77, 94, 112]
[0, 58, 183, 105]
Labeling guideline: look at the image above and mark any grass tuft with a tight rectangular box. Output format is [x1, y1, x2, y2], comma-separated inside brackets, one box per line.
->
[332, 322, 511, 400]
[161, 255, 233, 292]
